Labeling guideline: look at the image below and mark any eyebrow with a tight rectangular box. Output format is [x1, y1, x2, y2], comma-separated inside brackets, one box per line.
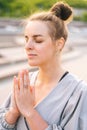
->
[25, 34, 43, 38]
[33, 34, 43, 38]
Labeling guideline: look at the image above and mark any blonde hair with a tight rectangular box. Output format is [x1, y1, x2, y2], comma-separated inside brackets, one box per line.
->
[25, 2, 73, 41]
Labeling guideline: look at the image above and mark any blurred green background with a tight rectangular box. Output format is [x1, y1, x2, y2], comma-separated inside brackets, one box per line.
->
[0, 0, 87, 22]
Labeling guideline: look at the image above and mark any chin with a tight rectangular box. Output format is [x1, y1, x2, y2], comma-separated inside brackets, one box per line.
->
[28, 60, 39, 67]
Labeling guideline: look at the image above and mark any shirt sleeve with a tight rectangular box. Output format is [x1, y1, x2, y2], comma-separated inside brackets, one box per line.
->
[45, 82, 87, 130]
[0, 94, 16, 130]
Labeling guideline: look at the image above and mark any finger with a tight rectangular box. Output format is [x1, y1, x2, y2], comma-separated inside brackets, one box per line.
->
[14, 77, 20, 109]
[18, 70, 23, 89]
[19, 70, 24, 92]
[12, 76, 18, 103]
[32, 86, 35, 99]
[31, 86, 35, 105]
[10, 76, 16, 106]
[26, 69, 30, 86]
[13, 76, 16, 95]
[24, 69, 30, 88]
[14, 77, 19, 97]
[18, 72, 20, 89]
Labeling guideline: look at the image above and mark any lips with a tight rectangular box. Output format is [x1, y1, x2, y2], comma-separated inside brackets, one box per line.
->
[27, 53, 37, 58]
[28, 54, 37, 56]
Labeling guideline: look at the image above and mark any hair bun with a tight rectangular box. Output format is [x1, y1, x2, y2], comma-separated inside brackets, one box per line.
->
[50, 2, 73, 21]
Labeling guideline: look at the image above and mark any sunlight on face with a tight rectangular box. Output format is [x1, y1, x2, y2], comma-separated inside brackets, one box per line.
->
[24, 21, 57, 67]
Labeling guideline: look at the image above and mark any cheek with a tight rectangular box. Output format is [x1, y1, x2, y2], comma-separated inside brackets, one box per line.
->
[39, 46, 55, 59]
[35, 40, 55, 58]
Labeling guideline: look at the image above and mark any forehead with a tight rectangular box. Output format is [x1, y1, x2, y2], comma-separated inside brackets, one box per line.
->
[25, 21, 49, 36]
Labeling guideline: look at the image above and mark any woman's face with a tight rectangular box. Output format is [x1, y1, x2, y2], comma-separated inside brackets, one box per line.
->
[24, 21, 57, 67]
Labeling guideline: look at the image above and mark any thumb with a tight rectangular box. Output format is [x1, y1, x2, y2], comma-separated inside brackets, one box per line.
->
[10, 76, 16, 106]
[31, 86, 35, 96]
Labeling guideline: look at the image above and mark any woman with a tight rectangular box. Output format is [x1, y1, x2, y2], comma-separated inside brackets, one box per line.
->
[0, 2, 87, 130]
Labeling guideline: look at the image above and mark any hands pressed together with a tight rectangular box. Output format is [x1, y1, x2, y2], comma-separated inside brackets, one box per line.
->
[5, 69, 35, 124]
[5, 70, 48, 130]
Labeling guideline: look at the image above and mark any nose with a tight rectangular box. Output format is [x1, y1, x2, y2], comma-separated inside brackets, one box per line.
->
[25, 40, 34, 50]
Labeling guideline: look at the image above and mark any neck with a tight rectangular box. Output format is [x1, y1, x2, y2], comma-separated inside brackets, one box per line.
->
[37, 59, 65, 84]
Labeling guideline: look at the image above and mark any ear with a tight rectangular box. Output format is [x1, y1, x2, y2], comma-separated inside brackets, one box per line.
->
[55, 37, 65, 51]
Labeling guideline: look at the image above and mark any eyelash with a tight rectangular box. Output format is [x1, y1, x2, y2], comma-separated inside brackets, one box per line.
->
[35, 40, 43, 43]
[25, 36, 43, 44]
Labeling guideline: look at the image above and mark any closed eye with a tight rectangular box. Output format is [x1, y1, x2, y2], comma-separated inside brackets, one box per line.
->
[34, 37, 44, 43]
[24, 35, 44, 43]
[35, 39, 43, 43]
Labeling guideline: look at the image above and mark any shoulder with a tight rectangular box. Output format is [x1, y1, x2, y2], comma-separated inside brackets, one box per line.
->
[63, 73, 87, 111]
[67, 73, 87, 101]
[62, 72, 87, 100]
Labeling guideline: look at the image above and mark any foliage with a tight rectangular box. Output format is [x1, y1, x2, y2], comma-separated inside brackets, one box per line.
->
[64, 0, 87, 8]
[0, 0, 87, 18]
[74, 12, 87, 22]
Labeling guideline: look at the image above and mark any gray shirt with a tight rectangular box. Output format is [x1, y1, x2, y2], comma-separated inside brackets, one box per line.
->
[0, 71, 87, 130]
